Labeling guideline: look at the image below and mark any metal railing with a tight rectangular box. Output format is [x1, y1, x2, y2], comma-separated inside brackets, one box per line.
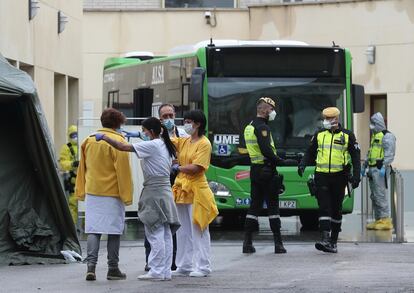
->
[360, 167, 405, 242]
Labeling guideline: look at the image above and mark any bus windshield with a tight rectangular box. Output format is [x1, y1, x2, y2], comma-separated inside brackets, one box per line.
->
[208, 77, 346, 168]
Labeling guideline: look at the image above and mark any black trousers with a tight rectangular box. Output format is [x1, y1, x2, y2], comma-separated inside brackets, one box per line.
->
[245, 164, 281, 233]
[314, 172, 348, 233]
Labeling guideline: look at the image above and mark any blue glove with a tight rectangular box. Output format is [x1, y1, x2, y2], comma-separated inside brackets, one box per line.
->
[95, 133, 105, 141]
[122, 129, 140, 140]
[379, 166, 386, 177]
[171, 164, 180, 174]
[361, 167, 366, 177]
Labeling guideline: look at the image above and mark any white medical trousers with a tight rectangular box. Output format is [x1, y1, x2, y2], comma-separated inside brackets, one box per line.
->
[144, 223, 173, 279]
[175, 203, 212, 275]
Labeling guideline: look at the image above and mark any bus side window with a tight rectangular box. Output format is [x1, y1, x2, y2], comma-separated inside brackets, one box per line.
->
[108, 90, 119, 108]
[180, 83, 189, 119]
[133, 88, 153, 125]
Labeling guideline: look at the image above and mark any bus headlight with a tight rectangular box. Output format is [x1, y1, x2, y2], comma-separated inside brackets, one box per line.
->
[208, 181, 231, 197]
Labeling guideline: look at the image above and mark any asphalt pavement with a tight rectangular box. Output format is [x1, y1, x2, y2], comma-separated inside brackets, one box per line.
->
[1, 239, 414, 293]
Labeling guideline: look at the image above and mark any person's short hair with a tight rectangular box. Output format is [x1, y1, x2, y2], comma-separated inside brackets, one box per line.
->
[158, 103, 175, 116]
[100, 108, 126, 129]
[184, 110, 206, 137]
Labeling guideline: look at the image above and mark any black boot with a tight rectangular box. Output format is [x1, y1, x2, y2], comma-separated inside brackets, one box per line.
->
[315, 231, 336, 253]
[329, 231, 339, 253]
[86, 265, 96, 281]
[107, 267, 127, 280]
[273, 232, 287, 254]
[242, 231, 256, 254]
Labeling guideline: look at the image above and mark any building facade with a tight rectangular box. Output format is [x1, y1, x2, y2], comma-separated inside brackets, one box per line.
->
[0, 0, 82, 154]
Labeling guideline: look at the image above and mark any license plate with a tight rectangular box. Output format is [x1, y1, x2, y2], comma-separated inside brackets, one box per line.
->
[279, 200, 296, 209]
[263, 200, 296, 209]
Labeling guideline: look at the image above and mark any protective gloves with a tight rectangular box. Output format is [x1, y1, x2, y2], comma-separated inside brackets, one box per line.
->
[122, 129, 140, 139]
[379, 166, 386, 177]
[171, 164, 180, 175]
[361, 166, 366, 177]
[297, 165, 305, 177]
[95, 133, 105, 141]
[351, 177, 360, 189]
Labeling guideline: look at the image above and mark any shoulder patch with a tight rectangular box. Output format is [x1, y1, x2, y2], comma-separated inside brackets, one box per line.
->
[261, 130, 268, 137]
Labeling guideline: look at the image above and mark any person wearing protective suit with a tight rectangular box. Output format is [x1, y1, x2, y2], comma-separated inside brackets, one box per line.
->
[243, 97, 295, 254]
[362, 112, 396, 230]
[298, 107, 361, 253]
[59, 125, 79, 224]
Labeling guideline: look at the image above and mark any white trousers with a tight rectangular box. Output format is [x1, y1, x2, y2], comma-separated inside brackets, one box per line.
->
[175, 204, 212, 274]
[144, 223, 173, 279]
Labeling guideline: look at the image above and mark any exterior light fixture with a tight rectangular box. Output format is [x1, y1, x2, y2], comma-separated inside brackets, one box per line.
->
[29, 0, 40, 20]
[58, 11, 68, 34]
[365, 45, 376, 65]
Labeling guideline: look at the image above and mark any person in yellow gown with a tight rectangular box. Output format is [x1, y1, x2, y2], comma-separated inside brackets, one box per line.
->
[171, 110, 218, 278]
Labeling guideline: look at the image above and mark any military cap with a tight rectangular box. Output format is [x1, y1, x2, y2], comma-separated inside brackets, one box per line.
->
[257, 97, 276, 109]
[322, 107, 340, 118]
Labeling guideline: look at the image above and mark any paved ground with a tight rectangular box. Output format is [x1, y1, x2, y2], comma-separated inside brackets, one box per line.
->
[1, 240, 414, 293]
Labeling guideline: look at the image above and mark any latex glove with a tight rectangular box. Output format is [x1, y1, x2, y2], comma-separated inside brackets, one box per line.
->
[171, 164, 180, 174]
[379, 166, 386, 177]
[351, 177, 360, 189]
[122, 129, 140, 138]
[72, 161, 79, 168]
[360, 167, 366, 177]
[95, 133, 105, 141]
[297, 165, 305, 177]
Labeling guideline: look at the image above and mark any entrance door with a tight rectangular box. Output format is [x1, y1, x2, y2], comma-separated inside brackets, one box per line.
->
[370, 94, 387, 126]
[133, 88, 154, 125]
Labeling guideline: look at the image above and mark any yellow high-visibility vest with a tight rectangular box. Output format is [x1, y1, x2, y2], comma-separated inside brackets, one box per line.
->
[368, 131, 384, 166]
[316, 130, 349, 173]
[244, 123, 276, 164]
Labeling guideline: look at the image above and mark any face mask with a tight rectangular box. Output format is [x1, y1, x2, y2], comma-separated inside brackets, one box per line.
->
[163, 119, 175, 131]
[268, 110, 277, 121]
[116, 128, 122, 133]
[184, 123, 195, 135]
[323, 119, 332, 130]
[140, 131, 151, 141]
[69, 133, 78, 143]
[369, 123, 375, 130]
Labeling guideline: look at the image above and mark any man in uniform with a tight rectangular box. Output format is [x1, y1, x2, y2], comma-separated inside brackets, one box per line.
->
[361, 112, 396, 230]
[243, 97, 290, 254]
[298, 107, 360, 253]
[59, 125, 79, 225]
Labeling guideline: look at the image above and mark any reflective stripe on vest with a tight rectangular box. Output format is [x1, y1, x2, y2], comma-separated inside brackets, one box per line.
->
[315, 130, 349, 173]
[368, 131, 384, 166]
[244, 123, 276, 164]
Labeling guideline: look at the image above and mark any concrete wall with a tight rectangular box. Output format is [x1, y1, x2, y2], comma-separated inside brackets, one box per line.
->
[249, 0, 414, 170]
[0, 0, 82, 153]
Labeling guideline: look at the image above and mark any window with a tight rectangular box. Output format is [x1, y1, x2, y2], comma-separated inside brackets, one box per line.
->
[165, 0, 234, 8]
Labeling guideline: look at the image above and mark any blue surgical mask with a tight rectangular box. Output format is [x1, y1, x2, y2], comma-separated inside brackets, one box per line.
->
[116, 128, 122, 133]
[184, 123, 195, 135]
[140, 131, 151, 141]
[163, 119, 175, 131]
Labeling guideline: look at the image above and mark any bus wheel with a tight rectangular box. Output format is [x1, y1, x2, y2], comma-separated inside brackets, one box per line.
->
[299, 212, 319, 231]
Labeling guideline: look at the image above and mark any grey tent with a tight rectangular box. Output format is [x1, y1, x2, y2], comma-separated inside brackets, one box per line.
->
[0, 54, 81, 265]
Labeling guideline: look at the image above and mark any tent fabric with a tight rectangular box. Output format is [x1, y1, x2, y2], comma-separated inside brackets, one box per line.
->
[0, 54, 81, 265]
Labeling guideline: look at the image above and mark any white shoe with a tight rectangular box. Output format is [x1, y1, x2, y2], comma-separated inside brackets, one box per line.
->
[137, 273, 164, 281]
[171, 269, 191, 277]
[189, 271, 208, 277]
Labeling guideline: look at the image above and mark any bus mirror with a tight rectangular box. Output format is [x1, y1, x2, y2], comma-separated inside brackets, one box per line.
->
[189, 67, 205, 102]
[352, 84, 365, 113]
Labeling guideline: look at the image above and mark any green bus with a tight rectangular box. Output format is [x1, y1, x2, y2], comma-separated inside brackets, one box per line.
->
[102, 40, 364, 228]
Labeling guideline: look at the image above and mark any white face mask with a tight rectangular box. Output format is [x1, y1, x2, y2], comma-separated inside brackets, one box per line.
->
[184, 123, 195, 135]
[268, 110, 277, 121]
[369, 123, 375, 130]
[323, 119, 332, 129]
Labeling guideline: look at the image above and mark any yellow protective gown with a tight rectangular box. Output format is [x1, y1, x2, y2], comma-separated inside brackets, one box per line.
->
[172, 136, 218, 230]
[59, 125, 79, 224]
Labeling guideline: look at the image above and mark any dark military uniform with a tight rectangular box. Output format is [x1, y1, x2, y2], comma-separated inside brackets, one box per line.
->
[243, 116, 286, 254]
